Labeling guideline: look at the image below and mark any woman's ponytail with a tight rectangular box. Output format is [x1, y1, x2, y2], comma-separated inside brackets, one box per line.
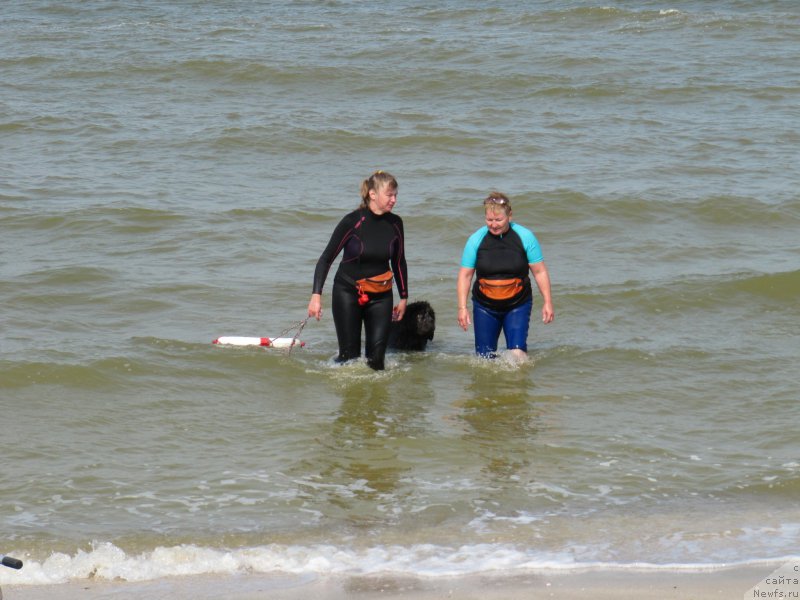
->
[359, 170, 398, 209]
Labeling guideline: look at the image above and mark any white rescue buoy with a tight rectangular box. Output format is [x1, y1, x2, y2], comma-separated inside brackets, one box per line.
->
[212, 336, 304, 348]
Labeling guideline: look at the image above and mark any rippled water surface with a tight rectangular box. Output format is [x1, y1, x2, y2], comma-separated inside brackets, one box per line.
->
[1, 0, 799, 587]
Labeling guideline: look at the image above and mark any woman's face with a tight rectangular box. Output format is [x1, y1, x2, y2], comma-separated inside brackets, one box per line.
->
[485, 206, 511, 235]
[369, 184, 398, 215]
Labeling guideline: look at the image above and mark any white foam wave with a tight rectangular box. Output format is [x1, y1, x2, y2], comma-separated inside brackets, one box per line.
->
[3, 541, 797, 587]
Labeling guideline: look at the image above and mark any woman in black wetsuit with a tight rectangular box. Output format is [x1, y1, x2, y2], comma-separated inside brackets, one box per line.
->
[307, 171, 408, 370]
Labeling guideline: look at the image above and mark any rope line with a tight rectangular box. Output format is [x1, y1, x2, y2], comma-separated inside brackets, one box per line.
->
[276, 317, 309, 353]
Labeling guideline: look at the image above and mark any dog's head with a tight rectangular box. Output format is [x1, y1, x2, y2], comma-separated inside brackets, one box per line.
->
[407, 301, 436, 340]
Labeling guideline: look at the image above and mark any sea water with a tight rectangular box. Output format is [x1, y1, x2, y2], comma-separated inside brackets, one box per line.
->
[2, 0, 799, 588]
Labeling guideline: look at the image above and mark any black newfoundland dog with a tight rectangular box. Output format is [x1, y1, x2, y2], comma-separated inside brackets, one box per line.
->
[388, 300, 436, 351]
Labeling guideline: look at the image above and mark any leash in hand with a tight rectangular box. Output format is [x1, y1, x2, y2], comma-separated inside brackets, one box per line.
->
[275, 317, 309, 354]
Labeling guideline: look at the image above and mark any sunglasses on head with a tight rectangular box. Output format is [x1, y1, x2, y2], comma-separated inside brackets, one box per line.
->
[484, 197, 507, 205]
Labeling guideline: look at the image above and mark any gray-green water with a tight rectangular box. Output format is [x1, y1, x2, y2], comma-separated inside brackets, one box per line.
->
[2, 0, 799, 587]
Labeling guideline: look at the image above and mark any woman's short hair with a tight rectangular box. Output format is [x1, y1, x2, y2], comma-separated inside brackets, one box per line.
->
[483, 191, 511, 214]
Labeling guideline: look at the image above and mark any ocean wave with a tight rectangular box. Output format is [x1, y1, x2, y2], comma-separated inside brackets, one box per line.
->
[562, 269, 800, 315]
[731, 472, 800, 497]
[192, 122, 492, 156]
[732, 269, 800, 301]
[1, 205, 188, 236]
[526, 5, 797, 32]
[533, 191, 800, 227]
[12, 265, 115, 287]
[0, 55, 59, 68]
[2, 540, 797, 587]
[276, 21, 335, 34]
[691, 195, 800, 226]
[0, 359, 129, 390]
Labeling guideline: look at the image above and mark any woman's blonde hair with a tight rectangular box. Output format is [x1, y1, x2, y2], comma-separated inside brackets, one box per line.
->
[359, 170, 398, 209]
[484, 191, 512, 215]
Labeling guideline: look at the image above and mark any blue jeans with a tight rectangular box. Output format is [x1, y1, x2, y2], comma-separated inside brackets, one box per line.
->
[473, 299, 532, 357]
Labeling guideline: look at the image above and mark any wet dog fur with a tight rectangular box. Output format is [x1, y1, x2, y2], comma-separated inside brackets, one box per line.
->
[388, 300, 436, 351]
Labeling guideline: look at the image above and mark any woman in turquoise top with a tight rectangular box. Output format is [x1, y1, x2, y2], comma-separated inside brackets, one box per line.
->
[457, 192, 554, 358]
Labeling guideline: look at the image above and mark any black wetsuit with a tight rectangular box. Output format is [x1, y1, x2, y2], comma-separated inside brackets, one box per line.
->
[312, 208, 408, 370]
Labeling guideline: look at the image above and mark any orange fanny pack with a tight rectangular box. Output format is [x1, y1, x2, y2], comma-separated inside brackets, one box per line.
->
[478, 277, 523, 301]
[357, 270, 394, 294]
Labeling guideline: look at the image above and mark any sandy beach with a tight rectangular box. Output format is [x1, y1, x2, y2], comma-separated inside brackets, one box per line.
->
[1, 565, 778, 600]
